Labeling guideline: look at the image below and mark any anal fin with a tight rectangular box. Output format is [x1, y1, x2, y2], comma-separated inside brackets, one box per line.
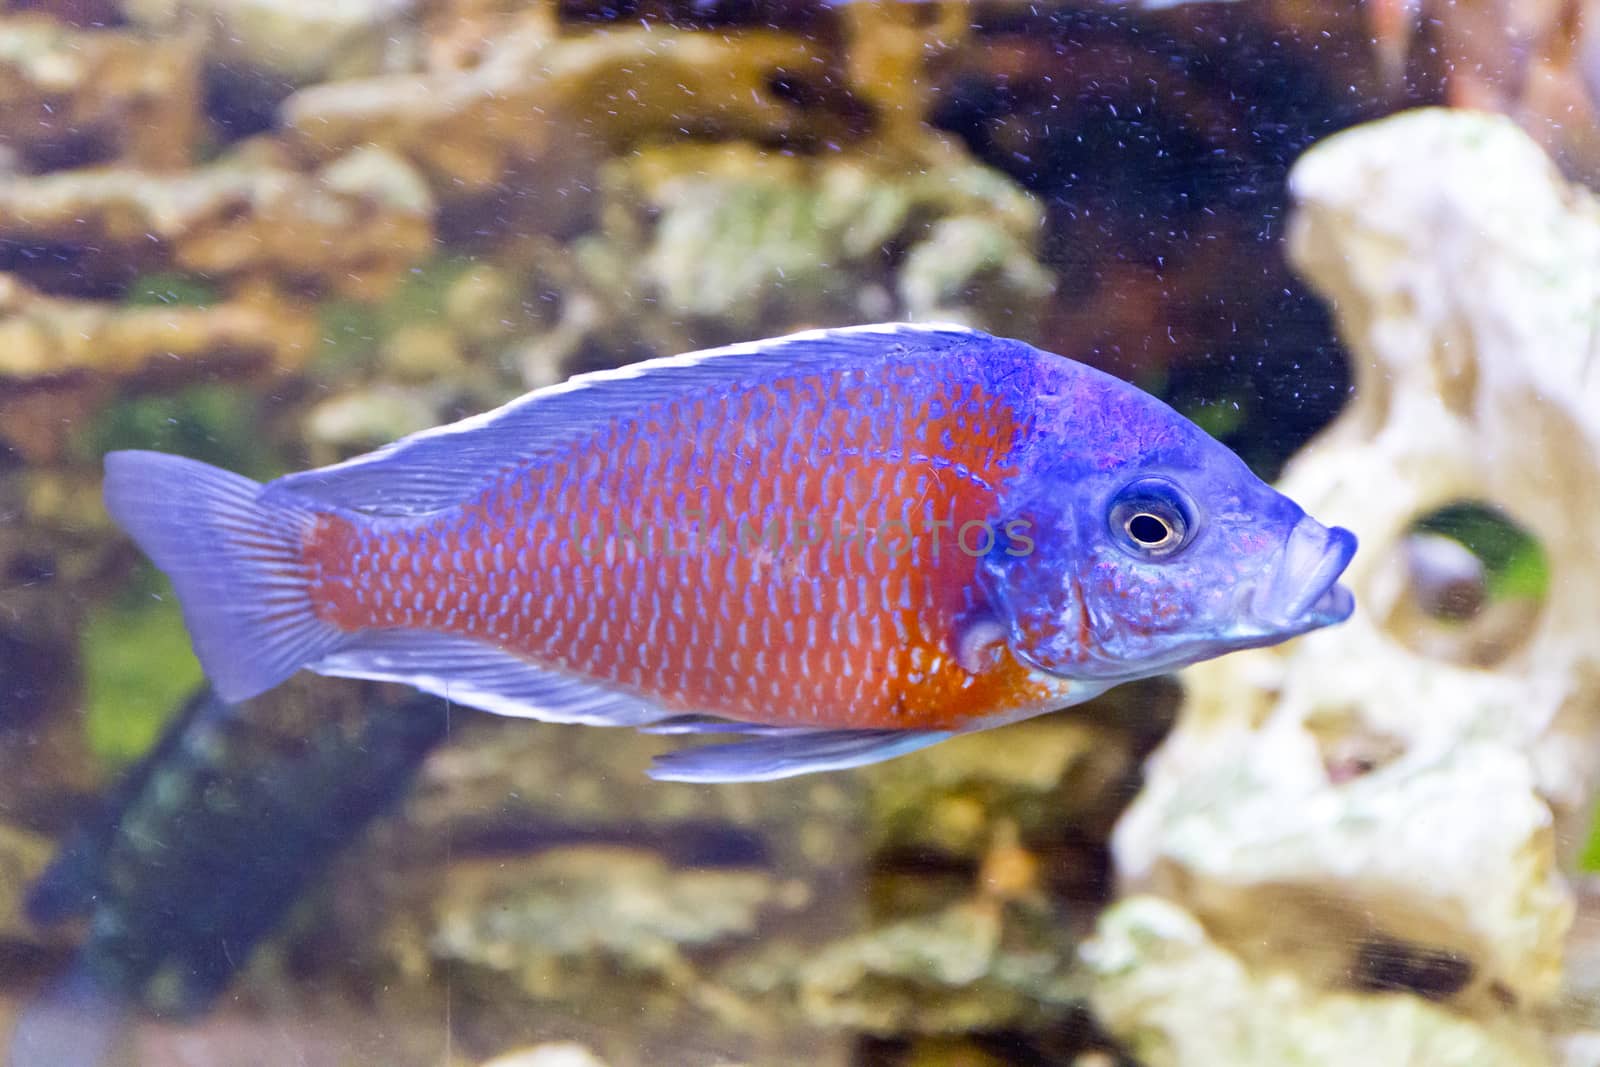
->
[639, 715, 794, 736]
[310, 630, 668, 727]
[648, 728, 950, 783]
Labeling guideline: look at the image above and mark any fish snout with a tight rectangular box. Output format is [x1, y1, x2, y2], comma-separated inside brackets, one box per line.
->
[1252, 516, 1358, 632]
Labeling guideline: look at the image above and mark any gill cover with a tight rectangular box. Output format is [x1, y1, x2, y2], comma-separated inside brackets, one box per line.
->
[978, 493, 1094, 677]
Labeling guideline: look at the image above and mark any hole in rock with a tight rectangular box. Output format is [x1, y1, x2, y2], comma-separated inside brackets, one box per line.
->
[1385, 501, 1548, 668]
[1303, 705, 1407, 784]
[1351, 937, 1475, 1000]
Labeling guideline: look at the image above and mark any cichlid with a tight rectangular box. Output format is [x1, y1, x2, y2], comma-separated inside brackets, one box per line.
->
[103, 323, 1356, 782]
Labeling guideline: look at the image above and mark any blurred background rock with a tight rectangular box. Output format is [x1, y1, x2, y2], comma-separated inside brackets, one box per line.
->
[1, 0, 1599, 1064]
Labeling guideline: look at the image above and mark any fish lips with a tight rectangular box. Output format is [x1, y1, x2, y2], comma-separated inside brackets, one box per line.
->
[1250, 517, 1358, 636]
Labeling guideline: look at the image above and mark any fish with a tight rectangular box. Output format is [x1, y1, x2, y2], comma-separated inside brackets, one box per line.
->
[11, 682, 452, 1067]
[101, 322, 1356, 782]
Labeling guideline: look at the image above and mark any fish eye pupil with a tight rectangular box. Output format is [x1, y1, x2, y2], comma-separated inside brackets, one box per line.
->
[1127, 512, 1171, 545]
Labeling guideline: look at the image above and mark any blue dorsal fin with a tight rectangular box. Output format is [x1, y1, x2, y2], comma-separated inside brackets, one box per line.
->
[309, 631, 670, 727]
[647, 727, 951, 782]
[264, 322, 983, 516]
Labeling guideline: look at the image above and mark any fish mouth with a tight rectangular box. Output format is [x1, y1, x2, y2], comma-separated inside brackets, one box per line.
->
[1251, 516, 1358, 634]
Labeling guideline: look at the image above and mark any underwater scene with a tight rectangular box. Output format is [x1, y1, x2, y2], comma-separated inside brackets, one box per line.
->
[3, 0, 1600, 1064]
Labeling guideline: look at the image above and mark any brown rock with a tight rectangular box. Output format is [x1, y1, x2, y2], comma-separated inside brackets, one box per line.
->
[282, 20, 831, 196]
[0, 16, 203, 173]
[0, 272, 315, 384]
[0, 147, 434, 300]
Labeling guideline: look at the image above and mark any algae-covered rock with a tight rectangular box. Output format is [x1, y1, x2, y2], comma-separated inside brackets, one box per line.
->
[864, 710, 1147, 862]
[0, 273, 314, 386]
[378, 716, 861, 1009]
[429, 846, 795, 998]
[380, 322, 466, 382]
[125, 0, 419, 85]
[370, 711, 1108, 1056]
[794, 900, 1082, 1036]
[401, 714, 864, 859]
[0, 16, 203, 172]
[0, 271, 313, 461]
[0, 148, 433, 299]
[303, 383, 447, 456]
[1084, 896, 1553, 1067]
[582, 140, 1049, 339]
[897, 214, 1055, 329]
[283, 20, 826, 195]
[369, 717, 867, 1063]
[834, 0, 970, 149]
[443, 264, 522, 347]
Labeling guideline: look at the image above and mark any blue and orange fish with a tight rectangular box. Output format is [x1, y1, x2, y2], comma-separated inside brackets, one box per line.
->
[102, 323, 1355, 781]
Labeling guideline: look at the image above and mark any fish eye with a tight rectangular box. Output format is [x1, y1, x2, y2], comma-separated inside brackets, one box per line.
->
[1108, 479, 1195, 560]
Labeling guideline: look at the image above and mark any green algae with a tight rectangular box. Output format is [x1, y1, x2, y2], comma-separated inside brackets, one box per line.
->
[75, 383, 283, 481]
[1415, 503, 1550, 604]
[308, 256, 488, 381]
[1181, 395, 1248, 442]
[311, 299, 385, 378]
[80, 567, 203, 765]
[379, 254, 483, 333]
[1581, 811, 1600, 873]
[122, 272, 221, 309]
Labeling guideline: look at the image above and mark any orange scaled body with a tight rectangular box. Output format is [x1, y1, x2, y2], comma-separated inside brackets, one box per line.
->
[302, 359, 1075, 730]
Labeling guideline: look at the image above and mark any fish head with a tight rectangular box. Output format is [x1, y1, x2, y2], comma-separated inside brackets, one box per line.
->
[980, 369, 1356, 682]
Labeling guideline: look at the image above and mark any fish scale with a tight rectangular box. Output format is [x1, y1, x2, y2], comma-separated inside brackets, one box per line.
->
[298, 365, 1059, 730]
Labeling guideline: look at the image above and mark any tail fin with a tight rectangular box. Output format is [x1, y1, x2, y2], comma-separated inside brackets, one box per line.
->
[102, 451, 345, 704]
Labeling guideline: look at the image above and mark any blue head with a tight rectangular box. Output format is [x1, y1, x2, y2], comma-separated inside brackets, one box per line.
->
[981, 351, 1356, 683]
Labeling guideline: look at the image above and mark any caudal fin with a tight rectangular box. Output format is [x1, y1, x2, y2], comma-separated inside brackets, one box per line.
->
[102, 451, 345, 703]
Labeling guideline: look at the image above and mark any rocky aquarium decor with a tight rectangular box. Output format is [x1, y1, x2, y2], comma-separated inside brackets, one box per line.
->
[1087, 107, 1600, 1067]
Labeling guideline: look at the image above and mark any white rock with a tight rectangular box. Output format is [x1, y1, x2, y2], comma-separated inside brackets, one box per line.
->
[1098, 107, 1600, 1053]
[1085, 896, 1553, 1067]
[126, 0, 417, 84]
